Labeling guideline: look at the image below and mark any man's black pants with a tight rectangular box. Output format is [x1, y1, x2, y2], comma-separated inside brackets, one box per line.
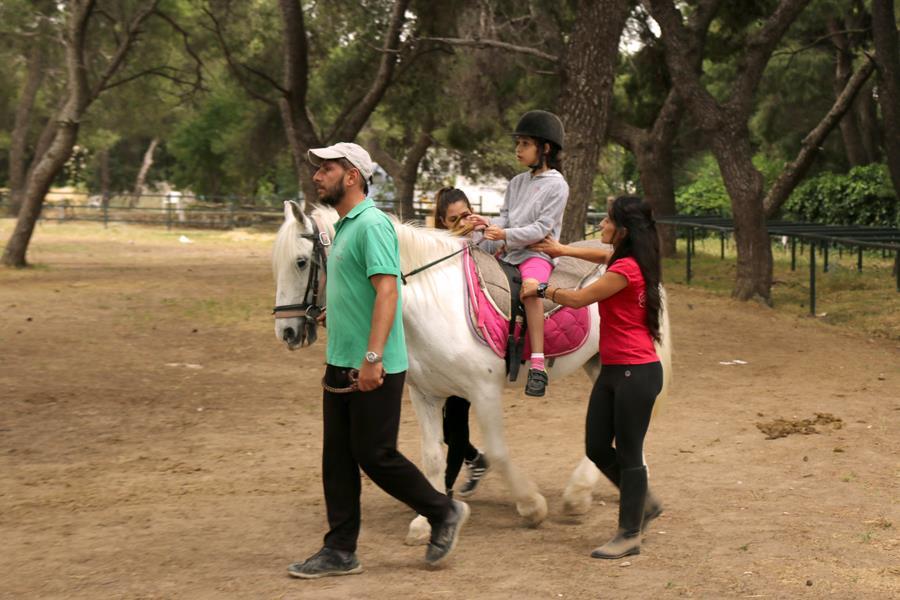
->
[322, 365, 451, 553]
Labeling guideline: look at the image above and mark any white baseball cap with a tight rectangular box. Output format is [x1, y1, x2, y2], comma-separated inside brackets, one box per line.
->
[308, 142, 375, 182]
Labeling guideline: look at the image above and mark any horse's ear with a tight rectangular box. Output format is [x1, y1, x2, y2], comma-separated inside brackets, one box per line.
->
[284, 200, 304, 223]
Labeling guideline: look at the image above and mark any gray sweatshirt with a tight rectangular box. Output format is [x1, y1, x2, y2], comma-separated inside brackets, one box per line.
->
[482, 169, 569, 265]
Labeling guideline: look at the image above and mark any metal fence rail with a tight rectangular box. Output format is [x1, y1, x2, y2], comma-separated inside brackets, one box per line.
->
[655, 215, 900, 314]
[0, 191, 497, 229]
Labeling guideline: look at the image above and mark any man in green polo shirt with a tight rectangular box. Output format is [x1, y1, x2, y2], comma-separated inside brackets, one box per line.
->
[288, 143, 469, 579]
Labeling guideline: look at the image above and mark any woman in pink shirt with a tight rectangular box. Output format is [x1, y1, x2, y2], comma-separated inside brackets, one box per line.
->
[522, 195, 664, 560]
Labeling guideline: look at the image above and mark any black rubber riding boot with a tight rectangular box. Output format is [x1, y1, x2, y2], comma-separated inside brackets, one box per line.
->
[598, 461, 663, 532]
[591, 466, 647, 559]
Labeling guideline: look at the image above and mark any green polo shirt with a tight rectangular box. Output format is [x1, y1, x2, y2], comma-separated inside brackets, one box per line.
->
[325, 198, 408, 373]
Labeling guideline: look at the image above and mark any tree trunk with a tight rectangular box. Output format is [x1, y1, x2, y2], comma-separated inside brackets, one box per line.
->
[365, 129, 432, 220]
[829, 19, 869, 167]
[855, 82, 881, 163]
[710, 126, 772, 303]
[99, 148, 110, 200]
[131, 137, 159, 206]
[557, 0, 631, 243]
[2, 121, 80, 267]
[635, 144, 678, 257]
[274, 0, 409, 203]
[872, 0, 900, 196]
[8, 43, 46, 216]
[395, 179, 416, 220]
[3, 0, 159, 267]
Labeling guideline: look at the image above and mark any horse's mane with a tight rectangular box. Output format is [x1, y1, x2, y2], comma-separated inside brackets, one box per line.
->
[390, 217, 464, 273]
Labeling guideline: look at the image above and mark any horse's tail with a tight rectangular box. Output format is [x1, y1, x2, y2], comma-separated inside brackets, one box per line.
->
[655, 285, 673, 406]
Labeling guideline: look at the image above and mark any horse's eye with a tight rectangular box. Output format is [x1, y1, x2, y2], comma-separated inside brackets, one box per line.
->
[296, 258, 308, 270]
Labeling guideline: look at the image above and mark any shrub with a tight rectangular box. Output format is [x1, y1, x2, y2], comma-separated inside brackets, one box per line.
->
[783, 164, 897, 227]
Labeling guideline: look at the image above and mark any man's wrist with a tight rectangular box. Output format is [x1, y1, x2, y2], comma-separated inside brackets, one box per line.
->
[364, 350, 383, 364]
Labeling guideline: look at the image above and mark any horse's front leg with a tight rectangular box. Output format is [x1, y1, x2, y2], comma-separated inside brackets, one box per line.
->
[471, 390, 548, 527]
[405, 385, 445, 546]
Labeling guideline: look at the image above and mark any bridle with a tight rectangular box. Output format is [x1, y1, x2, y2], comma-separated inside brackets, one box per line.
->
[272, 215, 332, 347]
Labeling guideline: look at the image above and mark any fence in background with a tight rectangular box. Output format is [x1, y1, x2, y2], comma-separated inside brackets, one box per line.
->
[0, 190, 608, 231]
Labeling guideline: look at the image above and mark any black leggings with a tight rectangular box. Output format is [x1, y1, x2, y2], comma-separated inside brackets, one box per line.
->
[443, 396, 479, 492]
[585, 362, 662, 472]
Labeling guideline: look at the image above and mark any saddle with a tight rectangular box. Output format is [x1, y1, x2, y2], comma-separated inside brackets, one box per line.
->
[464, 241, 604, 381]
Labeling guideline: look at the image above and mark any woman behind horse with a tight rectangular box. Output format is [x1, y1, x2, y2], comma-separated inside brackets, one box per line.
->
[432, 187, 490, 498]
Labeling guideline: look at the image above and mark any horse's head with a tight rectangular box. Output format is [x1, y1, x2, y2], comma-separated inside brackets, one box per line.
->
[272, 200, 333, 350]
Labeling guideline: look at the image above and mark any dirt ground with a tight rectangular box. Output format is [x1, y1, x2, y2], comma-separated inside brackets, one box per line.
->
[1, 221, 898, 600]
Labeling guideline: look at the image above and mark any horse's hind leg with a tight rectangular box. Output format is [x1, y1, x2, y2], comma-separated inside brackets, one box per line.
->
[563, 456, 601, 515]
[471, 391, 548, 527]
[405, 386, 445, 546]
[562, 355, 603, 514]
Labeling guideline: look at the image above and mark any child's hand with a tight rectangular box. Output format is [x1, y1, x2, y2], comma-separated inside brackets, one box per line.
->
[520, 280, 538, 299]
[530, 236, 565, 257]
[484, 225, 506, 241]
[466, 214, 490, 230]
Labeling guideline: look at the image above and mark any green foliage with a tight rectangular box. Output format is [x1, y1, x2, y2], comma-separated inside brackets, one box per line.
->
[784, 164, 897, 227]
[674, 153, 788, 216]
[167, 87, 251, 197]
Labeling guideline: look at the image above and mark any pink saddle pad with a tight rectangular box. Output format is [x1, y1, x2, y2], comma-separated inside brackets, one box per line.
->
[463, 247, 591, 359]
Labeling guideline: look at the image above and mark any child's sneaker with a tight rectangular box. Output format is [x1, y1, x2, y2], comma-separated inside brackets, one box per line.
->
[524, 368, 548, 396]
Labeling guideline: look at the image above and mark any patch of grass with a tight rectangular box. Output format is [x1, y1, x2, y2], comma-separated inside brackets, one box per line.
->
[181, 297, 267, 325]
[663, 238, 900, 340]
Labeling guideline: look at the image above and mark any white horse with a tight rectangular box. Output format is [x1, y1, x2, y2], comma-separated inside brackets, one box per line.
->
[272, 201, 672, 544]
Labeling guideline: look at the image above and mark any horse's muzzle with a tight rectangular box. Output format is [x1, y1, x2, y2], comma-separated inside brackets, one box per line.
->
[282, 316, 318, 350]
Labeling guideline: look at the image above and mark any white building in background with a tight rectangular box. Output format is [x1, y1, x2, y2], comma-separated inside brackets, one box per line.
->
[453, 175, 506, 215]
[412, 175, 507, 223]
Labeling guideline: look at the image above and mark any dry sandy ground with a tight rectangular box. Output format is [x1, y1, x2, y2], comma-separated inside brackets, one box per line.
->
[1, 222, 898, 599]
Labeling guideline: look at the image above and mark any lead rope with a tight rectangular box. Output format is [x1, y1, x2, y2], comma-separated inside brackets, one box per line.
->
[321, 369, 360, 394]
[401, 242, 472, 285]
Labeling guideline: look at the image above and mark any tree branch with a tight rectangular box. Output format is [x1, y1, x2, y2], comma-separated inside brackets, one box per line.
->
[727, 0, 812, 117]
[643, 0, 720, 129]
[278, 0, 319, 144]
[152, 8, 206, 94]
[203, 6, 281, 105]
[333, 0, 412, 142]
[89, 0, 161, 103]
[763, 57, 875, 217]
[608, 118, 644, 152]
[364, 137, 403, 179]
[772, 27, 869, 58]
[412, 35, 560, 63]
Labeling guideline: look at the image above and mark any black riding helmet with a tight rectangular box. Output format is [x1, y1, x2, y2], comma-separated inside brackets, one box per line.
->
[511, 110, 565, 149]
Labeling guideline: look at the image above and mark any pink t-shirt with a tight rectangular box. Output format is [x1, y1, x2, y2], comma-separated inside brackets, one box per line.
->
[599, 257, 660, 365]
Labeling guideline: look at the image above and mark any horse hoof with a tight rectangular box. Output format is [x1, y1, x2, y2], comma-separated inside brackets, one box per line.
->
[517, 494, 548, 527]
[405, 516, 431, 546]
[562, 487, 593, 515]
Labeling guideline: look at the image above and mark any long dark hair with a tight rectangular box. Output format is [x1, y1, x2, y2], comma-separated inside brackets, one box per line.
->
[433, 187, 472, 230]
[607, 195, 662, 342]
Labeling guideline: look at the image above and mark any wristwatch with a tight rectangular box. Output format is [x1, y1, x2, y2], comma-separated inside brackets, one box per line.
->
[364, 351, 383, 364]
[536, 283, 549, 298]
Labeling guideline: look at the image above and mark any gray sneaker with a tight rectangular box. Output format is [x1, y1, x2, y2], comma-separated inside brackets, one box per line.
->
[457, 452, 489, 498]
[287, 547, 363, 579]
[425, 500, 470, 566]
